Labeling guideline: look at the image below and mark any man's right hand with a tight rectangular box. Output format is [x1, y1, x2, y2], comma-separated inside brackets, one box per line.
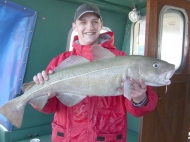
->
[33, 70, 56, 99]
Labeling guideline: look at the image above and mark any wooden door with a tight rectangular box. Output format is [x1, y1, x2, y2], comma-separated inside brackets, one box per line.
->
[139, 0, 190, 142]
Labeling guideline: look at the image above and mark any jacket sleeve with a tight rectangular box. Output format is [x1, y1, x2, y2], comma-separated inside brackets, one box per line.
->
[124, 86, 158, 117]
[32, 51, 72, 114]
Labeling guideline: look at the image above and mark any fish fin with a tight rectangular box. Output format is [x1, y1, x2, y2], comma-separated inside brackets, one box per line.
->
[22, 81, 35, 92]
[91, 45, 115, 61]
[0, 96, 25, 128]
[56, 93, 86, 107]
[54, 56, 90, 72]
[123, 79, 131, 100]
[29, 95, 49, 110]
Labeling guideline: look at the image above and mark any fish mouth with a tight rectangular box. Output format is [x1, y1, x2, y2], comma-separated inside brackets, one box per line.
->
[160, 69, 175, 85]
[145, 69, 175, 86]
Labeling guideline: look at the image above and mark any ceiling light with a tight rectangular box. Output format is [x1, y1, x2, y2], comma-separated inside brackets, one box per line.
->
[128, 7, 140, 23]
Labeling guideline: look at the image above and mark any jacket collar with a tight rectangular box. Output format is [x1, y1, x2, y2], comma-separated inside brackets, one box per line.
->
[72, 31, 116, 60]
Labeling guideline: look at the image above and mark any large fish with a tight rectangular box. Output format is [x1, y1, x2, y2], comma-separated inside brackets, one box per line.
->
[0, 45, 175, 128]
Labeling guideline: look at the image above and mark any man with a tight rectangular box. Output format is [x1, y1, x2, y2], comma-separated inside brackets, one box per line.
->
[32, 3, 158, 142]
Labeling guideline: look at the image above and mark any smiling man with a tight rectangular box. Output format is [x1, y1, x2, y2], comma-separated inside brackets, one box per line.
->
[32, 3, 158, 142]
[72, 12, 102, 45]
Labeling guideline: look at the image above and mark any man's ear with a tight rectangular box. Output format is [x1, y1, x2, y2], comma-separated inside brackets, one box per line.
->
[72, 22, 76, 32]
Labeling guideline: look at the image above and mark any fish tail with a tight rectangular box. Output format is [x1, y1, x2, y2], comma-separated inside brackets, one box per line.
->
[0, 96, 25, 128]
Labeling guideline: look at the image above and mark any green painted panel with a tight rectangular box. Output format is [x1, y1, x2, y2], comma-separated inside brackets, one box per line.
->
[0, 124, 51, 142]
[127, 129, 139, 142]
[104, 0, 147, 9]
[127, 113, 140, 133]
[11, 124, 51, 142]
[17, 135, 51, 142]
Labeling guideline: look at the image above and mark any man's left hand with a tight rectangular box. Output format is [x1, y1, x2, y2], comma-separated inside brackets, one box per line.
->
[118, 78, 147, 103]
[129, 78, 147, 103]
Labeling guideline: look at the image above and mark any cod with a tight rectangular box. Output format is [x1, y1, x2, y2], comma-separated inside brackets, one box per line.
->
[0, 45, 175, 128]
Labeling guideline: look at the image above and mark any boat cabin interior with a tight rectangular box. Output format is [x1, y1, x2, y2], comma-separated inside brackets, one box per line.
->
[0, 0, 190, 142]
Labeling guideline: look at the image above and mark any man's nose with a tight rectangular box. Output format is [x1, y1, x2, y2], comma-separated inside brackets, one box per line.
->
[87, 22, 94, 30]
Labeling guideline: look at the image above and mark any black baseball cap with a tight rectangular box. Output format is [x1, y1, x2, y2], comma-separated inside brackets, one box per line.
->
[74, 3, 102, 21]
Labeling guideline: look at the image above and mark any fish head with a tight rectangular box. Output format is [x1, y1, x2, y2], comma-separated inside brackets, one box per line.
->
[128, 56, 175, 86]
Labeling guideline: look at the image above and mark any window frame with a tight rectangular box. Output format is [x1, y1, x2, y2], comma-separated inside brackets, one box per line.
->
[158, 5, 188, 73]
[130, 16, 146, 55]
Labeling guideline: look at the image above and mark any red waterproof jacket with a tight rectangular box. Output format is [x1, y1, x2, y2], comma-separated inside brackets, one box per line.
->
[34, 32, 158, 142]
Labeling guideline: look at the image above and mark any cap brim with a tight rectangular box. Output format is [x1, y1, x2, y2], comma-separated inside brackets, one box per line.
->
[76, 11, 102, 21]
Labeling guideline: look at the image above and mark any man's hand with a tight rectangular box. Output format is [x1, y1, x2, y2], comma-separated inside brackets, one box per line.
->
[33, 70, 56, 99]
[129, 78, 147, 103]
[118, 78, 147, 103]
[33, 70, 53, 84]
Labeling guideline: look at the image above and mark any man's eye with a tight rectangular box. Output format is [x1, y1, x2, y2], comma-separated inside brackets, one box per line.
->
[93, 20, 98, 23]
[80, 21, 86, 24]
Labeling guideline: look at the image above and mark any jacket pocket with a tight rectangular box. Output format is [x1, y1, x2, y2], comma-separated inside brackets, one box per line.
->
[52, 123, 65, 142]
[96, 133, 124, 142]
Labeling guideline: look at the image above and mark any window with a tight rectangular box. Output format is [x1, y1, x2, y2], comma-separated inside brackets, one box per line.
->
[158, 6, 188, 72]
[66, 27, 112, 51]
[130, 16, 146, 55]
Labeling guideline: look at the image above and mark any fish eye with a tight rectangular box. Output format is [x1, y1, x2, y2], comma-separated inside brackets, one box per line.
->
[153, 62, 160, 68]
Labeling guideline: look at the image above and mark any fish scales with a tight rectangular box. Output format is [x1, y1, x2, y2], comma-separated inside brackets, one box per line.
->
[55, 57, 127, 95]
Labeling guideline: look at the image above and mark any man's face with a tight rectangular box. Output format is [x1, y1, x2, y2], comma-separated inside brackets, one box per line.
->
[72, 12, 103, 45]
